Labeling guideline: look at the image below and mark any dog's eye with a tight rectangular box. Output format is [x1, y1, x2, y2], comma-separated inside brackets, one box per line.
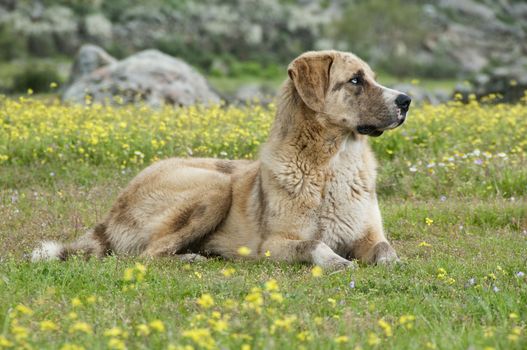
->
[349, 77, 361, 85]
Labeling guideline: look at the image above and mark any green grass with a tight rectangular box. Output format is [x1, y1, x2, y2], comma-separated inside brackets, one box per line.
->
[0, 98, 526, 349]
[0, 186, 526, 349]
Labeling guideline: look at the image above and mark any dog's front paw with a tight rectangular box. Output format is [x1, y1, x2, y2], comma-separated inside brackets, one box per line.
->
[177, 253, 208, 262]
[312, 242, 356, 271]
[372, 242, 399, 265]
[323, 257, 357, 271]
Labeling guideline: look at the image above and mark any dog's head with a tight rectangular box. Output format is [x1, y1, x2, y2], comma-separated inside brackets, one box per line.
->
[288, 50, 411, 137]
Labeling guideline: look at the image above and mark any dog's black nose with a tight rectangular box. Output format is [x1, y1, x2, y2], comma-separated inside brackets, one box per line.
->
[395, 94, 412, 112]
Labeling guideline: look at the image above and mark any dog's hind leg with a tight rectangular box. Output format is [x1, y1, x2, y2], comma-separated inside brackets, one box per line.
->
[140, 188, 232, 258]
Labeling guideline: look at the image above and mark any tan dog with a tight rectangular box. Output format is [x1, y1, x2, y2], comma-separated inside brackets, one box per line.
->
[32, 50, 411, 269]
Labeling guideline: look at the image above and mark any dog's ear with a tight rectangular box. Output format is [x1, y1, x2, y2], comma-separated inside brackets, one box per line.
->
[288, 53, 333, 112]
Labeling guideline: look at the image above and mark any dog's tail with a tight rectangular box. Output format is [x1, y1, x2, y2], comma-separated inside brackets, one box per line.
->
[31, 241, 65, 261]
[31, 224, 111, 262]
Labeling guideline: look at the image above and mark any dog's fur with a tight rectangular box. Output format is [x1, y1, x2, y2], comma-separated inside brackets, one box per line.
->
[32, 50, 411, 269]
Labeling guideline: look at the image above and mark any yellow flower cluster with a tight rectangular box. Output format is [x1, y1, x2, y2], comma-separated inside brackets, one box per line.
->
[1, 96, 525, 176]
[3, 296, 168, 350]
[122, 262, 147, 291]
[436, 268, 456, 285]
[0, 96, 272, 167]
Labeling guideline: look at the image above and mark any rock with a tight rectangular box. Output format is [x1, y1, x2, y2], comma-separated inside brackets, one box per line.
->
[63, 47, 220, 107]
[234, 83, 275, 104]
[438, 0, 496, 21]
[455, 61, 527, 103]
[67, 44, 117, 83]
[82, 13, 113, 47]
[389, 84, 451, 105]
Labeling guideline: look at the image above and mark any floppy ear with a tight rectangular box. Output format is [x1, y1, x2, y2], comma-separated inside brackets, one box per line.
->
[287, 53, 333, 112]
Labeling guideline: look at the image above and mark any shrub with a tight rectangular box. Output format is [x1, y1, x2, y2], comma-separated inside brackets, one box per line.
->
[12, 64, 62, 93]
[0, 24, 25, 61]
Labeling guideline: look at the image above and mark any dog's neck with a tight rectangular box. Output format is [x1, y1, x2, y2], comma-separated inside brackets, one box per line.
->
[263, 80, 364, 167]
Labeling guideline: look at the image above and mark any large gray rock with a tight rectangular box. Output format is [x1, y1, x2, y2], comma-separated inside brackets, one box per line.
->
[457, 60, 527, 103]
[234, 83, 276, 104]
[389, 84, 451, 105]
[63, 46, 220, 107]
[68, 44, 117, 83]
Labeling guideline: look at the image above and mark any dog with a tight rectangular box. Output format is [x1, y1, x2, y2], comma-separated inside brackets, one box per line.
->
[32, 50, 411, 270]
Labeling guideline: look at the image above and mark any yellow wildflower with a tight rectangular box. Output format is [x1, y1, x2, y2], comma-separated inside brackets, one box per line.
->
[104, 327, 124, 337]
[209, 318, 229, 332]
[197, 293, 215, 308]
[221, 267, 236, 277]
[60, 344, 85, 350]
[123, 268, 134, 282]
[296, 331, 313, 342]
[425, 342, 437, 349]
[71, 297, 82, 308]
[136, 324, 150, 336]
[264, 279, 279, 292]
[483, 326, 495, 338]
[149, 320, 166, 333]
[311, 266, 323, 277]
[108, 338, 126, 350]
[509, 326, 522, 341]
[69, 321, 93, 334]
[399, 314, 415, 329]
[15, 304, 33, 316]
[182, 328, 215, 350]
[270, 292, 284, 303]
[0, 336, 13, 347]
[378, 319, 393, 337]
[271, 315, 297, 333]
[40, 320, 59, 331]
[335, 335, 349, 343]
[237, 246, 252, 256]
[11, 325, 29, 341]
[367, 332, 381, 346]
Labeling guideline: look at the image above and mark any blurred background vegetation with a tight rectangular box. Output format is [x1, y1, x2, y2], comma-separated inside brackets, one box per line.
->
[0, 0, 526, 100]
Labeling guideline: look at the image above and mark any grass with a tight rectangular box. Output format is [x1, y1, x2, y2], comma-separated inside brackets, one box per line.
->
[0, 95, 526, 349]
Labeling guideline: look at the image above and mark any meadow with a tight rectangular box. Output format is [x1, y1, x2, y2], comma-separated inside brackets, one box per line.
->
[0, 93, 526, 349]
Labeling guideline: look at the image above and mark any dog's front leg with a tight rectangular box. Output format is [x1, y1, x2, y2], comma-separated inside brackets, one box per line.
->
[261, 237, 354, 270]
[350, 200, 398, 265]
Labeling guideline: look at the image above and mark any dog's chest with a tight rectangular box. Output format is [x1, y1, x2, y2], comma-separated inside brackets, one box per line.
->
[316, 152, 374, 253]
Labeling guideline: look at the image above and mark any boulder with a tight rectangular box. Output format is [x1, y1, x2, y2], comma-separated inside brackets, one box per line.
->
[63, 46, 220, 107]
[234, 83, 275, 104]
[457, 60, 527, 103]
[389, 83, 451, 105]
[67, 44, 117, 84]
